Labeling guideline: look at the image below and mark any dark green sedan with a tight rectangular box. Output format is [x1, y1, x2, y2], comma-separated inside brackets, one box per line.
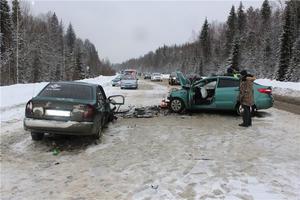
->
[24, 81, 124, 140]
[168, 72, 273, 115]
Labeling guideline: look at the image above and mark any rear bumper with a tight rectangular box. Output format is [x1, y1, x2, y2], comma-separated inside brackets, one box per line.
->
[255, 96, 274, 110]
[121, 84, 138, 88]
[23, 118, 96, 135]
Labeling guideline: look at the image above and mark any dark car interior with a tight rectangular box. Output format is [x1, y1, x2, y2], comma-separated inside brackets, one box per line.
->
[193, 79, 217, 105]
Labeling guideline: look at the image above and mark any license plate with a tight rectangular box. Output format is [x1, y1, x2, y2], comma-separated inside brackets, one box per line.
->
[45, 109, 70, 117]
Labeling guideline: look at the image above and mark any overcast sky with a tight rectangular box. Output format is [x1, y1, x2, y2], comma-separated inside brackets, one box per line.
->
[30, 1, 264, 64]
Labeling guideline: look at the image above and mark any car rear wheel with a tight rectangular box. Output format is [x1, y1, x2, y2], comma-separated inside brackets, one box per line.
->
[31, 132, 44, 141]
[170, 98, 185, 113]
[236, 103, 255, 116]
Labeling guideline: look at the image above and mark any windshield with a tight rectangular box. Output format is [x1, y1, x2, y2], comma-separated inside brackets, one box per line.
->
[39, 83, 93, 100]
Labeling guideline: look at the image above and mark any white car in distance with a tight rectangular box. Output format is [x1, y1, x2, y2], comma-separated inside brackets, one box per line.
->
[151, 73, 163, 81]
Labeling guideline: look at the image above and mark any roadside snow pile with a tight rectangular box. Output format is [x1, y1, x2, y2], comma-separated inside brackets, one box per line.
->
[0, 82, 49, 109]
[255, 79, 300, 97]
[78, 75, 115, 87]
[0, 75, 115, 110]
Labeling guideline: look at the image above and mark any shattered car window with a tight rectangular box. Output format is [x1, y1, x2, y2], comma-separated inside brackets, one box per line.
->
[39, 83, 93, 100]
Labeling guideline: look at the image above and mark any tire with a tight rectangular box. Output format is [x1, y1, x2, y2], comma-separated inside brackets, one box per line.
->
[170, 98, 185, 113]
[31, 132, 44, 141]
[236, 103, 254, 116]
[94, 123, 103, 140]
[236, 103, 243, 116]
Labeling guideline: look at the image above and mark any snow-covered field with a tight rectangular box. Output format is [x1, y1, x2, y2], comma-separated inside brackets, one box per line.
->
[255, 79, 300, 98]
[1, 76, 300, 200]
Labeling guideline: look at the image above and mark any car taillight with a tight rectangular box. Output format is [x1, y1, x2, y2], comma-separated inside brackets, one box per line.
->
[25, 101, 33, 116]
[83, 104, 95, 119]
[258, 88, 272, 94]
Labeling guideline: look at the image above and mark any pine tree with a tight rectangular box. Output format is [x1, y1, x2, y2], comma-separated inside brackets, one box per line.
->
[0, 0, 13, 85]
[65, 23, 76, 80]
[277, 2, 293, 81]
[32, 48, 42, 83]
[73, 47, 85, 80]
[237, 2, 247, 35]
[225, 6, 237, 57]
[261, 0, 271, 28]
[228, 38, 241, 71]
[199, 18, 211, 63]
[287, 36, 300, 81]
[66, 23, 76, 52]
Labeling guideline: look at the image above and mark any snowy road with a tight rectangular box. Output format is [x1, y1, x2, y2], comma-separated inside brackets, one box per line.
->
[1, 79, 300, 200]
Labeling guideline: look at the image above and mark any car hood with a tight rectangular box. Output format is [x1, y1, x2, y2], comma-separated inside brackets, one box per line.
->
[176, 71, 190, 87]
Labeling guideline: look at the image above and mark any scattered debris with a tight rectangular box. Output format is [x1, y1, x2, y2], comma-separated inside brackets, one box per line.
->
[160, 98, 169, 109]
[119, 105, 170, 118]
[151, 184, 159, 190]
[52, 148, 60, 156]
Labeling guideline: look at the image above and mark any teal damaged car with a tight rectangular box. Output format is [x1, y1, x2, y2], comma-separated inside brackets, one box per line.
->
[168, 72, 273, 115]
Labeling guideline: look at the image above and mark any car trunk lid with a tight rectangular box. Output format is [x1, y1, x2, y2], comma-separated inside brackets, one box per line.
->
[28, 97, 96, 122]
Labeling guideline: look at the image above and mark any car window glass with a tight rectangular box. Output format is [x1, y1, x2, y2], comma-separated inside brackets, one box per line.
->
[39, 83, 93, 100]
[218, 78, 239, 88]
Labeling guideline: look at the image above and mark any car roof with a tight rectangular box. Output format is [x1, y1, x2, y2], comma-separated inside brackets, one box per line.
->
[49, 81, 100, 88]
[203, 76, 239, 80]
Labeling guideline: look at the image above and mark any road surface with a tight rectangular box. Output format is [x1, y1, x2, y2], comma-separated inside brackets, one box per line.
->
[1, 80, 299, 200]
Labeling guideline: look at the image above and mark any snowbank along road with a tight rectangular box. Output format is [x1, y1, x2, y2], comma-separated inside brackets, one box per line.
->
[1, 78, 300, 200]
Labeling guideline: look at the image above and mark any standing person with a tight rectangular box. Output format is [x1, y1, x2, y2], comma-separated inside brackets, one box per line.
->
[239, 70, 256, 127]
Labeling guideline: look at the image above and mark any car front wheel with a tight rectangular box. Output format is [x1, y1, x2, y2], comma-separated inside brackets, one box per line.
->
[31, 132, 44, 141]
[170, 98, 185, 113]
[94, 124, 103, 140]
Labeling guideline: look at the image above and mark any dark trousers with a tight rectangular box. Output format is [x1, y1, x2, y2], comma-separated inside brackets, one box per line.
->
[242, 104, 252, 126]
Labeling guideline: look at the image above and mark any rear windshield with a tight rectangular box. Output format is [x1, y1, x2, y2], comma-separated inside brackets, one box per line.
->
[123, 75, 136, 80]
[39, 83, 93, 100]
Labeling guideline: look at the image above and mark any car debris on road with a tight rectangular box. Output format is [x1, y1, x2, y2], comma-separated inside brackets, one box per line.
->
[120, 105, 170, 118]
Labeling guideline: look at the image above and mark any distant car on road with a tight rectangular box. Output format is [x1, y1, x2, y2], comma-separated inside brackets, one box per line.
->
[168, 72, 273, 115]
[124, 69, 137, 77]
[151, 73, 163, 81]
[24, 82, 125, 140]
[111, 75, 121, 86]
[120, 75, 138, 89]
[169, 72, 180, 85]
[143, 73, 151, 79]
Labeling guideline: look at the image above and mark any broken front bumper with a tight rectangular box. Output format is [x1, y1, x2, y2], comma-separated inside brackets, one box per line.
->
[23, 118, 96, 135]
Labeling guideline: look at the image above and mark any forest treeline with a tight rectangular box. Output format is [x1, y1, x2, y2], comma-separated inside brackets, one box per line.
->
[119, 0, 300, 82]
[0, 0, 114, 86]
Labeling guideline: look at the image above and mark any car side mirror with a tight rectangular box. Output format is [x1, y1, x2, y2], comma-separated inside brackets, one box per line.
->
[108, 95, 125, 105]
